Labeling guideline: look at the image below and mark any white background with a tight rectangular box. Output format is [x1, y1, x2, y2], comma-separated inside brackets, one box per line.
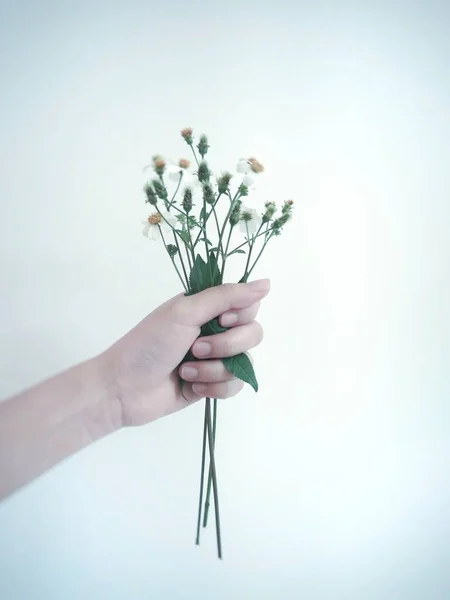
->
[0, 1, 449, 598]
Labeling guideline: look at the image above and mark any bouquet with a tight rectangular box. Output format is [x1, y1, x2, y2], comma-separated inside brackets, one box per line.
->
[141, 128, 293, 558]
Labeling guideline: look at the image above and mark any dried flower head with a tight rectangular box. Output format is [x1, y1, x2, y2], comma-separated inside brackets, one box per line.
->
[179, 158, 191, 169]
[181, 127, 194, 144]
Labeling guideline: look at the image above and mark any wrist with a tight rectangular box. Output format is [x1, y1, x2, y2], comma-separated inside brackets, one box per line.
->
[83, 355, 124, 436]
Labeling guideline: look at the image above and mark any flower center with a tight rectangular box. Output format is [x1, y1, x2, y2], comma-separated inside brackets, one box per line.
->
[148, 213, 161, 225]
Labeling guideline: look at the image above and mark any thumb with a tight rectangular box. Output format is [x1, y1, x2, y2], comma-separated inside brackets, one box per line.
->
[175, 279, 270, 327]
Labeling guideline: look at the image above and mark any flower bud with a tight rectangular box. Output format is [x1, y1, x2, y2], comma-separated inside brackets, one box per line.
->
[197, 134, 209, 158]
[152, 179, 168, 200]
[262, 201, 276, 223]
[143, 182, 158, 205]
[197, 161, 210, 183]
[203, 183, 215, 205]
[182, 187, 193, 213]
[166, 244, 178, 258]
[218, 172, 232, 194]
[271, 218, 283, 235]
[181, 127, 194, 145]
[229, 200, 242, 226]
[282, 199, 294, 215]
[238, 183, 249, 197]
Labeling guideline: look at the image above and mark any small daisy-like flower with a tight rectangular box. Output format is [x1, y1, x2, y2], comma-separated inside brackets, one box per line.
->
[181, 127, 194, 144]
[142, 211, 176, 241]
[167, 160, 191, 182]
[236, 157, 264, 190]
[239, 206, 262, 235]
[236, 157, 265, 175]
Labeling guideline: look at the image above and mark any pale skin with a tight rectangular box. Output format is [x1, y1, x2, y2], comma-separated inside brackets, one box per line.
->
[0, 279, 270, 502]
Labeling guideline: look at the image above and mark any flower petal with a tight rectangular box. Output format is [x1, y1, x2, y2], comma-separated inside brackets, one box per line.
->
[236, 158, 250, 174]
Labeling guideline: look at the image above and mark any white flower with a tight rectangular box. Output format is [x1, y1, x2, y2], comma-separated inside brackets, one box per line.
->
[239, 206, 263, 236]
[142, 211, 176, 241]
[242, 173, 255, 187]
[236, 157, 251, 174]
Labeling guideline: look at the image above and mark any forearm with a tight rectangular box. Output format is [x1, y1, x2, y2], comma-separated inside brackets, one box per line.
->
[0, 357, 120, 501]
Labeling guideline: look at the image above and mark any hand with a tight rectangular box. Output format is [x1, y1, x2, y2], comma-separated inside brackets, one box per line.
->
[100, 279, 270, 427]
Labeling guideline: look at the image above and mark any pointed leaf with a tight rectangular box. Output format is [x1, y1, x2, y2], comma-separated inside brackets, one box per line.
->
[201, 318, 228, 337]
[222, 353, 258, 392]
[229, 249, 246, 255]
[189, 254, 208, 294]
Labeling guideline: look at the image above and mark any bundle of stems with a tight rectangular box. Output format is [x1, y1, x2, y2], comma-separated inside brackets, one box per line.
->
[141, 127, 293, 558]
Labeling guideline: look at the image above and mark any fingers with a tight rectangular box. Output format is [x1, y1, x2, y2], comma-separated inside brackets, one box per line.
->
[182, 379, 245, 400]
[174, 279, 270, 326]
[180, 357, 247, 383]
[191, 321, 263, 359]
[219, 301, 260, 328]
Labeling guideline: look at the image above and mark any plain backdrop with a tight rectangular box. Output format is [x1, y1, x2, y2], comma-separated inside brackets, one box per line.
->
[0, 1, 449, 599]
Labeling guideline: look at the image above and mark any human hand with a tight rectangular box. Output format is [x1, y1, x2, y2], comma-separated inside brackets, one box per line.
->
[100, 279, 270, 427]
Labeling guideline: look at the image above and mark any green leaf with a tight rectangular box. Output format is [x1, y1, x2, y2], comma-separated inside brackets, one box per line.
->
[189, 254, 209, 294]
[209, 247, 218, 252]
[222, 353, 258, 392]
[188, 252, 222, 294]
[197, 238, 212, 246]
[229, 249, 246, 255]
[201, 318, 228, 337]
[208, 250, 222, 287]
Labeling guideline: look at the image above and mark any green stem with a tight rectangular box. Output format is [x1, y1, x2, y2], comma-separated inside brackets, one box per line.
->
[216, 191, 240, 265]
[189, 144, 200, 167]
[174, 232, 189, 286]
[232, 227, 269, 253]
[221, 225, 234, 280]
[195, 405, 208, 546]
[169, 173, 183, 207]
[158, 227, 188, 292]
[246, 231, 274, 280]
[205, 398, 222, 559]
[202, 398, 217, 528]
[154, 206, 191, 286]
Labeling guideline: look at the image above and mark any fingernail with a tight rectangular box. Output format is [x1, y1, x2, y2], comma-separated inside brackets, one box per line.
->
[193, 383, 206, 395]
[248, 278, 271, 292]
[221, 311, 238, 326]
[194, 341, 212, 357]
[181, 366, 198, 380]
